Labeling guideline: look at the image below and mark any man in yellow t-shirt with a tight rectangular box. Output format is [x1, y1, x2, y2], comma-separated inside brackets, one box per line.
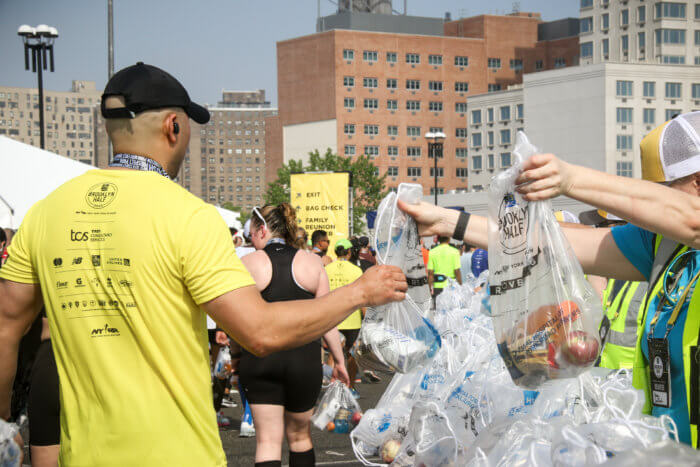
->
[0, 63, 407, 467]
[427, 236, 462, 300]
[325, 239, 364, 392]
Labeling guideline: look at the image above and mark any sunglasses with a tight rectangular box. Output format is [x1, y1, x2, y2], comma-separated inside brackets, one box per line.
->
[251, 206, 268, 233]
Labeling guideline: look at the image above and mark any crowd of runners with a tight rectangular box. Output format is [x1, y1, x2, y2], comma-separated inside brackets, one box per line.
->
[0, 61, 699, 467]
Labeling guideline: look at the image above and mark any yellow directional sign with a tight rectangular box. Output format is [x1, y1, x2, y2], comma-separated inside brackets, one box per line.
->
[290, 172, 350, 257]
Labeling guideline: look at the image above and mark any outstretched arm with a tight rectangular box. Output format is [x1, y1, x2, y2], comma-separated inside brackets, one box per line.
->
[203, 265, 407, 357]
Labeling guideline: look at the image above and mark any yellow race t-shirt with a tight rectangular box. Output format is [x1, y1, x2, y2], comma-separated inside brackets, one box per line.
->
[0, 169, 255, 466]
[325, 260, 363, 329]
[427, 243, 461, 289]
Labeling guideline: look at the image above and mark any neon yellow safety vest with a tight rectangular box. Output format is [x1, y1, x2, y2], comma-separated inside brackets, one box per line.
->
[598, 280, 648, 370]
[632, 235, 700, 447]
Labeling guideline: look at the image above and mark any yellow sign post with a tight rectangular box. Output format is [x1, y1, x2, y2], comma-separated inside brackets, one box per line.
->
[290, 172, 351, 257]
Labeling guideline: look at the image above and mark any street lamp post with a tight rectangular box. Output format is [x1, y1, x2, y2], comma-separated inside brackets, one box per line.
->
[424, 131, 446, 205]
[18, 24, 58, 150]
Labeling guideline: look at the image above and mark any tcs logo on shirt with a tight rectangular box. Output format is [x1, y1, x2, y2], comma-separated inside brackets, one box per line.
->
[70, 229, 89, 242]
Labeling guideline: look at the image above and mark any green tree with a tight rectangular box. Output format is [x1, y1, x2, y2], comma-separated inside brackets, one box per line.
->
[264, 148, 387, 233]
[221, 202, 251, 225]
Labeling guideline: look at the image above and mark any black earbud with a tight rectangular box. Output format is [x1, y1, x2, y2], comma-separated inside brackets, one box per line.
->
[173, 122, 179, 134]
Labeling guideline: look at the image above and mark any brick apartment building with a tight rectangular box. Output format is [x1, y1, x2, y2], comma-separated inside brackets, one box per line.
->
[176, 90, 277, 210]
[268, 10, 580, 194]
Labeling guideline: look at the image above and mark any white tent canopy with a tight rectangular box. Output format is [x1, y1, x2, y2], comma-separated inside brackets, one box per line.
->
[0, 136, 241, 230]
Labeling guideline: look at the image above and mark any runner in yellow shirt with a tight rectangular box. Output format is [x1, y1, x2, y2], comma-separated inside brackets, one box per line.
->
[0, 63, 407, 467]
[427, 236, 462, 301]
[325, 239, 364, 395]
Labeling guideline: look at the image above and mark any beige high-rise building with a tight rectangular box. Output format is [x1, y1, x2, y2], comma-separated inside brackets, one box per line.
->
[0, 81, 104, 165]
[175, 90, 278, 210]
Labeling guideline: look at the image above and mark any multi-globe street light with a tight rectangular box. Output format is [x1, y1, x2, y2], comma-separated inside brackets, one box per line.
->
[18, 24, 59, 150]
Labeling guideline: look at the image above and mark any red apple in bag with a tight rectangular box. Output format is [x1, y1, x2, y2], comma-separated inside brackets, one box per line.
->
[561, 330, 599, 366]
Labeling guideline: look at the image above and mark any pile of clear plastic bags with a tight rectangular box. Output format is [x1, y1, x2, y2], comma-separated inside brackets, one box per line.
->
[312, 381, 363, 434]
[0, 419, 21, 467]
[348, 134, 694, 466]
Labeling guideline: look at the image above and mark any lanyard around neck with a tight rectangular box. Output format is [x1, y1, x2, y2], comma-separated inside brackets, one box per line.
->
[109, 153, 170, 179]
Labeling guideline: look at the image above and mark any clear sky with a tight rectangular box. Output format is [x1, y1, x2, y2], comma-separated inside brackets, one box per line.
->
[0, 0, 578, 106]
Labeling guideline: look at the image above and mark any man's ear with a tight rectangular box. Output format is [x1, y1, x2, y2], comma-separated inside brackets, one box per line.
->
[163, 113, 178, 144]
[693, 172, 700, 196]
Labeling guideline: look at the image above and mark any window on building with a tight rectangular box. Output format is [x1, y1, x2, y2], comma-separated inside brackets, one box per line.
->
[616, 80, 633, 96]
[406, 53, 420, 64]
[407, 167, 421, 177]
[344, 97, 355, 108]
[406, 126, 421, 137]
[516, 104, 524, 119]
[488, 84, 502, 92]
[580, 17, 593, 33]
[471, 132, 482, 147]
[638, 32, 646, 51]
[602, 38, 609, 57]
[455, 102, 467, 113]
[406, 100, 420, 111]
[344, 123, 355, 135]
[387, 166, 398, 176]
[666, 82, 682, 98]
[429, 127, 443, 134]
[344, 145, 356, 155]
[456, 148, 468, 158]
[486, 154, 494, 170]
[643, 81, 656, 97]
[455, 56, 469, 67]
[602, 13, 610, 29]
[501, 152, 512, 168]
[387, 78, 397, 89]
[364, 98, 378, 109]
[487, 108, 494, 123]
[455, 82, 469, 93]
[363, 50, 378, 62]
[662, 55, 686, 64]
[456, 167, 468, 178]
[696, 3, 700, 18]
[487, 131, 494, 146]
[692, 83, 700, 98]
[666, 108, 682, 120]
[554, 57, 566, 68]
[616, 134, 633, 150]
[343, 49, 354, 61]
[616, 107, 633, 123]
[621, 35, 629, 53]
[429, 81, 443, 91]
[638, 5, 646, 22]
[656, 29, 686, 44]
[500, 106, 511, 121]
[456, 128, 468, 138]
[429, 101, 443, 112]
[363, 77, 378, 88]
[471, 110, 482, 124]
[696, 56, 700, 65]
[407, 147, 421, 157]
[428, 54, 443, 65]
[386, 51, 397, 63]
[406, 79, 421, 90]
[388, 146, 398, 156]
[364, 124, 379, 135]
[487, 58, 501, 69]
[535, 60, 544, 70]
[500, 129, 511, 145]
[696, 30, 700, 46]
[387, 99, 398, 110]
[581, 42, 593, 58]
[343, 76, 354, 87]
[472, 155, 483, 170]
[387, 125, 398, 136]
[364, 145, 379, 157]
[510, 59, 523, 70]
[621, 9, 629, 26]
[429, 167, 444, 178]
[617, 161, 633, 177]
[580, 0, 593, 8]
[643, 108, 656, 124]
[655, 2, 686, 18]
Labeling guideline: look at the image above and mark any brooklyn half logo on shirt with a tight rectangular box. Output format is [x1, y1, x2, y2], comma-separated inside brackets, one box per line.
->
[85, 183, 118, 209]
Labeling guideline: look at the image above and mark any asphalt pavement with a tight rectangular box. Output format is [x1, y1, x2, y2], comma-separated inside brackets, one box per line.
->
[219, 374, 391, 466]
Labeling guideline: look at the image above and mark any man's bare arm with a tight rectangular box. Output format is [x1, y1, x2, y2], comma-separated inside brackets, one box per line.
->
[203, 265, 407, 357]
[0, 280, 43, 419]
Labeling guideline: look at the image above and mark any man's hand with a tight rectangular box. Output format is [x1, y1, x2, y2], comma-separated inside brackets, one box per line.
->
[353, 265, 407, 307]
[515, 153, 574, 201]
[397, 200, 457, 238]
[332, 362, 351, 387]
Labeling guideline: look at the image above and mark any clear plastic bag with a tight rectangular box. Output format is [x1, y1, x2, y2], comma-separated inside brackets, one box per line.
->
[488, 132, 603, 389]
[392, 401, 459, 467]
[0, 419, 20, 467]
[213, 346, 232, 380]
[312, 381, 362, 433]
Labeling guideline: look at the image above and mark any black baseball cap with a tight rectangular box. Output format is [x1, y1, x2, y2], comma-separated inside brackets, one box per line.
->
[101, 62, 209, 124]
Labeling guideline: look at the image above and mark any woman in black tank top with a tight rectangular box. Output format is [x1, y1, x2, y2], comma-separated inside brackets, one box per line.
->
[236, 204, 349, 467]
